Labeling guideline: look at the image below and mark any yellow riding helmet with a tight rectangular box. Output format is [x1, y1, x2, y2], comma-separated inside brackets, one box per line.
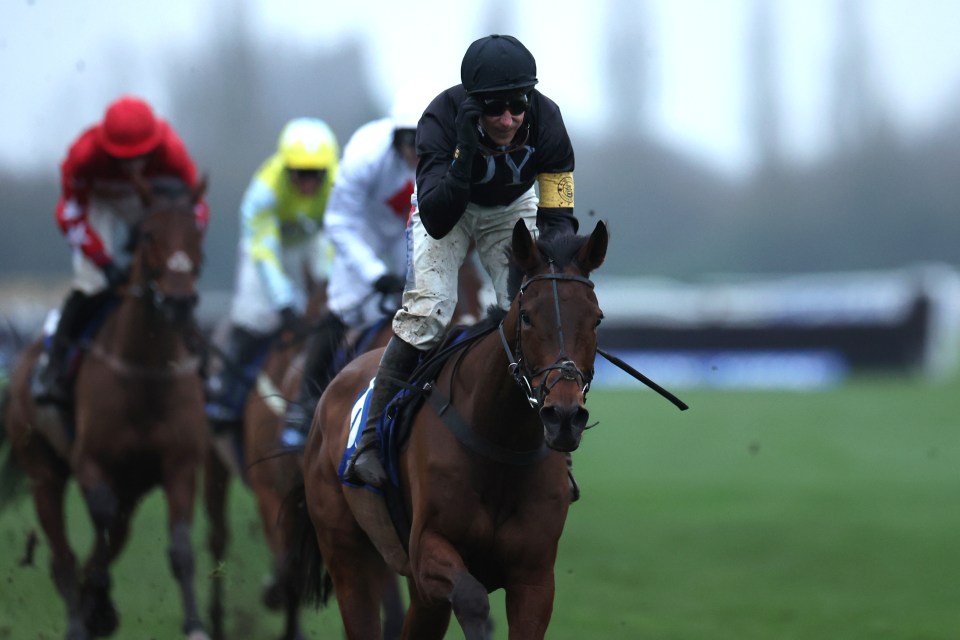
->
[277, 118, 339, 170]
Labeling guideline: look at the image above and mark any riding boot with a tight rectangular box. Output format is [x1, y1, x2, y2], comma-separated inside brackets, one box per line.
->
[566, 453, 580, 503]
[205, 326, 270, 430]
[33, 290, 89, 406]
[280, 314, 346, 447]
[343, 336, 422, 487]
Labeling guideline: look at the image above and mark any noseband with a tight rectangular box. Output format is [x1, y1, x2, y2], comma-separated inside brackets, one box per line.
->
[498, 265, 595, 408]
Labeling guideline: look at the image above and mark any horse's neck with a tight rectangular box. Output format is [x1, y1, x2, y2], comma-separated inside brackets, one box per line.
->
[449, 328, 540, 449]
[263, 342, 299, 384]
[101, 297, 184, 363]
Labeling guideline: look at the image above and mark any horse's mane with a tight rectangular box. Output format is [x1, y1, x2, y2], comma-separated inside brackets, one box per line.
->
[147, 177, 194, 202]
[410, 308, 504, 388]
[506, 231, 590, 300]
[410, 230, 590, 389]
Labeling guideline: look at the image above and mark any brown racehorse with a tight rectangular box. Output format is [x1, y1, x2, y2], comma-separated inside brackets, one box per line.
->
[202, 271, 332, 640]
[1, 178, 210, 640]
[209, 256, 485, 640]
[293, 220, 608, 639]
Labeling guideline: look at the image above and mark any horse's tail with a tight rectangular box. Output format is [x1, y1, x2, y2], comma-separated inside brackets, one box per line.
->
[0, 377, 27, 511]
[281, 481, 333, 608]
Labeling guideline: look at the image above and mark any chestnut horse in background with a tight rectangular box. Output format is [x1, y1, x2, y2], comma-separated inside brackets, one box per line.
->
[292, 220, 608, 639]
[202, 272, 333, 640]
[1, 178, 210, 640]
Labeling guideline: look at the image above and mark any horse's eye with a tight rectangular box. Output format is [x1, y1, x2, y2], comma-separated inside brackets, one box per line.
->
[520, 310, 532, 326]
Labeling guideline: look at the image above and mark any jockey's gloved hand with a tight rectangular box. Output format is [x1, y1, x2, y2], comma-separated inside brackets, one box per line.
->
[279, 306, 304, 335]
[101, 262, 128, 289]
[373, 273, 405, 295]
[451, 96, 484, 182]
[455, 96, 483, 152]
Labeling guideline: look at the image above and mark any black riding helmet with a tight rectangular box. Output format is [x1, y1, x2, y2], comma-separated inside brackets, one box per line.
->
[460, 34, 538, 95]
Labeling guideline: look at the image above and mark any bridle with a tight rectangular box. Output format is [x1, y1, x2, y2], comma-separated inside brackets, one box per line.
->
[498, 263, 596, 409]
[125, 208, 201, 316]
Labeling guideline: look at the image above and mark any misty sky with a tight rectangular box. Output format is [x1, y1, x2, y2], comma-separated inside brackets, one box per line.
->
[2, 0, 960, 175]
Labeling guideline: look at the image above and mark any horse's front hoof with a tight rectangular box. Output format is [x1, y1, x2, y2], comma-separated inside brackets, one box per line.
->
[65, 618, 91, 640]
[84, 599, 118, 637]
[261, 574, 284, 610]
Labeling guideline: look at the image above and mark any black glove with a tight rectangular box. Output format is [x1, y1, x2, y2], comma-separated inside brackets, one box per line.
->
[455, 96, 484, 152]
[451, 96, 484, 182]
[279, 306, 304, 335]
[373, 273, 405, 295]
[536, 208, 580, 239]
[101, 262, 128, 289]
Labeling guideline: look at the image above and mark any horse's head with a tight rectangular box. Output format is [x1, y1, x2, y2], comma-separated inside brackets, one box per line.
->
[128, 177, 207, 328]
[506, 219, 607, 452]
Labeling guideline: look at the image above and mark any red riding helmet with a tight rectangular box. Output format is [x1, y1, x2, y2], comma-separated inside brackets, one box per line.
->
[95, 96, 165, 158]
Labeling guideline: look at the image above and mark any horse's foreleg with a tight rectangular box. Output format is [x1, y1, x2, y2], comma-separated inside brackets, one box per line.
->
[401, 573, 452, 640]
[409, 532, 490, 640]
[202, 446, 231, 640]
[78, 475, 120, 637]
[31, 470, 87, 639]
[503, 575, 555, 640]
[164, 469, 208, 639]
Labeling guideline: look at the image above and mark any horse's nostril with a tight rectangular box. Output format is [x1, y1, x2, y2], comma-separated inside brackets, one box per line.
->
[540, 404, 589, 433]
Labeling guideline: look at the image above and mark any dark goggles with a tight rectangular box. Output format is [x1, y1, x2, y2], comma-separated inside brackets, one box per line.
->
[288, 168, 324, 181]
[481, 93, 530, 117]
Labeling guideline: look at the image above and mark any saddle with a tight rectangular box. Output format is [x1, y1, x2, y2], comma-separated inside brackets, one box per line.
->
[336, 316, 502, 570]
[37, 296, 119, 414]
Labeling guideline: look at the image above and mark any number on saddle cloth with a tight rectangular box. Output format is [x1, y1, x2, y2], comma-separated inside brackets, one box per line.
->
[336, 324, 481, 492]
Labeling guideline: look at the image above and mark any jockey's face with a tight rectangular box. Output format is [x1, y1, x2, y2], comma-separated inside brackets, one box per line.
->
[117, 154, 150, 175]
[288, 168, 325, 196]
[394, 128, 418, 170]
[478, 91, 529, 146]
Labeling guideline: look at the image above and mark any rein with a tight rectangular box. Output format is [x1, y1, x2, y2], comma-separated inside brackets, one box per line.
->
[498, 267, 688, 411]
[85, 342, 200, 379]
[85, 284, 202, 379]
[425, 388, 549, 465]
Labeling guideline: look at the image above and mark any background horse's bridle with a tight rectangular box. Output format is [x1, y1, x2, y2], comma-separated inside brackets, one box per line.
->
[499, 265, 596, 409]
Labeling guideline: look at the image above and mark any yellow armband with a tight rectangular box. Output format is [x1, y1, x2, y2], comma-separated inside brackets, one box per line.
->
[537, 172, 574, 208]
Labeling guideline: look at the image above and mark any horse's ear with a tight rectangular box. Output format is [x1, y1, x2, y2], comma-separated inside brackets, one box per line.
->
[575, 220, 608, 274]
[132, 172, 152, 208]
[511, 219, 540, 272]
[191, 173, 209, 204]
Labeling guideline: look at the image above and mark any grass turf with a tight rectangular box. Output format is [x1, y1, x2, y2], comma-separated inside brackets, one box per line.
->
[1, 376, 958, 638]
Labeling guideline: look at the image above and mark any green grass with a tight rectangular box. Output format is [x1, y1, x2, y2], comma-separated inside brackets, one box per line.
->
[2, 376, 959, 638]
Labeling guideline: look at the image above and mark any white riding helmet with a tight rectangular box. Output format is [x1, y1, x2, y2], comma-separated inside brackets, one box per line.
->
[389, 82, 437, 130]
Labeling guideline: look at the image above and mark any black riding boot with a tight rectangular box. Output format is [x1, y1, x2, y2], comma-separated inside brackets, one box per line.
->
[205, 326, 270, 429]
[280, 314, 346, 447]
[343, 336, 421, 487]
[33, 290, 90, 406]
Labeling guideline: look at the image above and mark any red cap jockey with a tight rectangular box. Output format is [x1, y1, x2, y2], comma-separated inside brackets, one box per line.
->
[56, 95, 208, 269]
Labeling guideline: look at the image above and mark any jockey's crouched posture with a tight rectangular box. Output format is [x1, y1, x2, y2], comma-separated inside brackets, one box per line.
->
[278, 86, 432, 447]
[204, 119, 339, 431]
[343, 35, 581, 500]
[34, 95, 208, 406]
